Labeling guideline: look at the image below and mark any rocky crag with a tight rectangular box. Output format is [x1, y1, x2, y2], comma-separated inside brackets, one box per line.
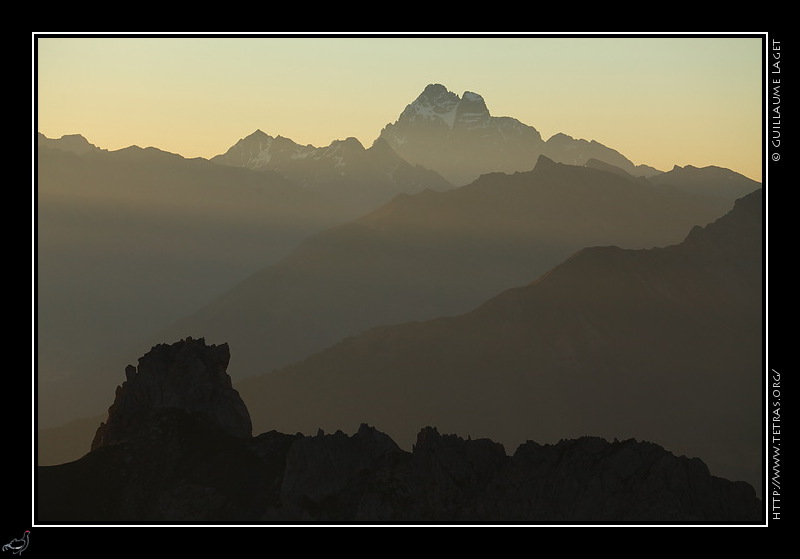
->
[91, 337, 252, 450]
[37, 338, 762, 523]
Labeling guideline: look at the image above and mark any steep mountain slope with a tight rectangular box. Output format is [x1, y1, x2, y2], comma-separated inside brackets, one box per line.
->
[237, 189, 763, 492]
[162, 156, 736, 386]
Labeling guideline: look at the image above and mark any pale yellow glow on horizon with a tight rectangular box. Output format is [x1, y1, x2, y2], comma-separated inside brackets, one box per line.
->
[35, 35, 764, 181]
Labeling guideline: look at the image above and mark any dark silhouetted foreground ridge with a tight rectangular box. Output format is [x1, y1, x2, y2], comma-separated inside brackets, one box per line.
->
[37, 338, 762, 523]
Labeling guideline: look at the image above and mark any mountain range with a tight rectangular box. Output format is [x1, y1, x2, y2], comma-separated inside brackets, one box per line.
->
[41, 154, 746, 438]
[155, 155, 743, 384]
[36, 82, 763, 500]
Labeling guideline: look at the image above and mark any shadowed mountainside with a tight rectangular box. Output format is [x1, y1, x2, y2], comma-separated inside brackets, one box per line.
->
[160, 156, 738, 385]
[236, 189, 763, 493]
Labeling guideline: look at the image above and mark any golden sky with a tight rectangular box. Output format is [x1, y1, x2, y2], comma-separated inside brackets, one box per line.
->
[35, 33, 764, 181]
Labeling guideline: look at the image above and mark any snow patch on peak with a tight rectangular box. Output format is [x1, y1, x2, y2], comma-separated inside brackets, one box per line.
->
[462, 91, 484, 103]
[398, 84, 461, 128]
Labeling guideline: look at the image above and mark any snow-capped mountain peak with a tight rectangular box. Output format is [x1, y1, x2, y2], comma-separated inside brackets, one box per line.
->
[379, 84, 544, 185]
[212, 130, 316, 169]
[397, 83, 461, 128]
[397, 86, 493, 132]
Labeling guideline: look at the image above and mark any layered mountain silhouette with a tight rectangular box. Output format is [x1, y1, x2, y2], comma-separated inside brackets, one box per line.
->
[649, 163, 763, 201]
[157, 157, 740, 386]
[582, 158, 761, 202]
[235, 189, 763, 494]
[35, 84, 762, 471]
[36, 337, 762, 523]
[380, 84, 662, 185]
[37, 130, 450, 409]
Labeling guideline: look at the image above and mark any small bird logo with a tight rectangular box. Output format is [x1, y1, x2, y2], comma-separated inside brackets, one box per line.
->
[2, 531, 29, 555]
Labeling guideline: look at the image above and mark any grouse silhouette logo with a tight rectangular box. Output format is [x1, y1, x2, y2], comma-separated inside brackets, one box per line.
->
[2, 531, 29, 555]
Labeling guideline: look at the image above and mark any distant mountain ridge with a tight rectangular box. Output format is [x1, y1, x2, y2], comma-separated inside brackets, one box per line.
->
[155, 156, 738, 397]
[649, 163, 762, 201]
[541, 133, 662, 178]
[210, 84, 671, 188]
[37, 132, 105, 156]
[40, 83, 759, 193]
[582, 158, 761, 202]
[210, 129, 453, 206]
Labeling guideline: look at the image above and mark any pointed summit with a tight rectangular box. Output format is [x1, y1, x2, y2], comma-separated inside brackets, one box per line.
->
[333, 136, 366, 150]
[533, 154, 557, 169]
[211, 131, 313, 170]
[318, 137, 366, 165]
[397, 83, 461, 127]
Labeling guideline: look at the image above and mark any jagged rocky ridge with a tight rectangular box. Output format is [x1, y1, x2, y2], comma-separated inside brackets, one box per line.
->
[37, 338, 762, 523]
